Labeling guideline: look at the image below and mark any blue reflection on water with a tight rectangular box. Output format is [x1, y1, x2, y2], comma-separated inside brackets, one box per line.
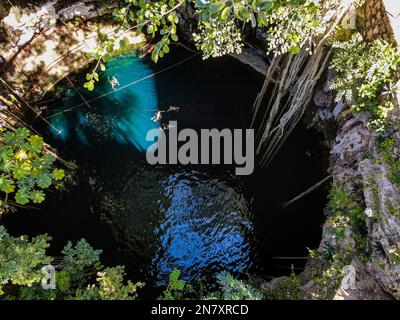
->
[150, 171, 252, 284]
[49, 53, 159, 151]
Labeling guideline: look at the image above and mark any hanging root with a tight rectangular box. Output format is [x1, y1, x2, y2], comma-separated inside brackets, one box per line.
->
[253, 2, 354, 167]
[282, 174, 333, 208]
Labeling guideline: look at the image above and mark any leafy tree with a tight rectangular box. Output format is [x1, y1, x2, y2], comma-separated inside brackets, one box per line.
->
[62, 239, 102, 274]
[0, 227, 143, 300]
[73, 266, 144, 300]
[85, 0, 329, 88]
[0, 226, 52, 295]
[0, 128, 65, 213]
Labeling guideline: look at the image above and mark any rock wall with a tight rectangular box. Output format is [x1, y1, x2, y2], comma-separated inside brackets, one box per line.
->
[300, 0, 400, 300]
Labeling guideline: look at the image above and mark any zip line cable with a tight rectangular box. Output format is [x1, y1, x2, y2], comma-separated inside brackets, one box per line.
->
[3, 1, 189, 133]
[1, 107, 41, 136]
[41, 52, 200, 121]
[0, 77, 62, 134]
[66, 75, 92, 109]
[20, 1, 186, 98]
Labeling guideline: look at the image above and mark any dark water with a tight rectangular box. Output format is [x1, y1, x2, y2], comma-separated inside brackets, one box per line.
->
[3, 47, 328, 296]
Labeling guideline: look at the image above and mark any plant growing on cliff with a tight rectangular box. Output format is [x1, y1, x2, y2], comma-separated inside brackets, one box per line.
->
[328, 185, 366, 235]
[264, 270, 302, 300]
[0, 128, 65, 213]
[329, 33, 400, 132]
[261, 0, 323, 55]
[203, 272, 263, 300]
[379, 138, 400, 187]
[312, 253, 347, 299]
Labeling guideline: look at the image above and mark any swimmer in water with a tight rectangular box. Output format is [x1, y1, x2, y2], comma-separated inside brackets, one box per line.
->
[151, 110, 164, 122]
[108, 76, 120, 90]
[159, 123, 176, 131]
[167, 105, 180, 112]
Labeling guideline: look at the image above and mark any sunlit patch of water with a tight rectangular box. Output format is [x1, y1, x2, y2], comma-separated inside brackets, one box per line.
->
[49, 53, 159, 151]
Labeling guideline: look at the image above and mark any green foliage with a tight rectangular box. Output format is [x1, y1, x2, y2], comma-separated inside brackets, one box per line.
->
[329, 33, 400, 132]
[193, 0, 323, 57]
[162, 268, 193, 300]
[56, 270, 71, 293]
[321, 242, 335, 261]
[265, 270, 302, 300]
[261, 0, 323, 55]
[0, 128, 64, 210]
[62, 239, 102, 273]
[388, 246, 400, 265]
[0, 226, 52, 295]
[193, 19, 243, 59]
[326, 183, 370, 263]
[312, 253, 347, 299]
[74, 266, 144, 300]
[84, 0, 328, 90]
[327, 184, 366, 242]
[203, 272, 263, 300]
[160, 269, 264, 300]
[0, 227, 143, 300]
[379, 138, 400, 187]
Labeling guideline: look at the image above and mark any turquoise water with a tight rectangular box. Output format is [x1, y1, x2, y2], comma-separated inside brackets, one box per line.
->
[49, 52, 160, 151]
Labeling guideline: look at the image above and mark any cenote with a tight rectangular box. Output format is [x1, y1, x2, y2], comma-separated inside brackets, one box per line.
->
[3, 47, 328, 297]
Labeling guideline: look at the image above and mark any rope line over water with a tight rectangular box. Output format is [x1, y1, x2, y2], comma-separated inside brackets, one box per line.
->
[0, 77, 62, 134]
[41, 52, 200, 121]
[17, 1, 186, 99]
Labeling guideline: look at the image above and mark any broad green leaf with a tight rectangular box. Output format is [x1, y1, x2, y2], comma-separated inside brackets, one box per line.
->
[0, 146, 13, 160]
[209, 2, 225, 14]
[237, 6, 251, 21]
[13, 161, 32, 180]
[31, 190, 45, 204]
[0, 176, 15, 193]
[53, 169, 65, 181]
[15, 190, 29, 205]
[15, 128, 30, 140]
[221, 7, 230, 20]
[28, 135, 44, 154]
[36, 173, 52, 189]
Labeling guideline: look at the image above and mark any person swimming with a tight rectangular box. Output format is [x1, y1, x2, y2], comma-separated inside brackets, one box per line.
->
[159, 123, 176, 131]
[150, 105, 180, 122]
[151, 110, 164, 122]
[167, 105, 180, 112]
[108, 76, 120, 90]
